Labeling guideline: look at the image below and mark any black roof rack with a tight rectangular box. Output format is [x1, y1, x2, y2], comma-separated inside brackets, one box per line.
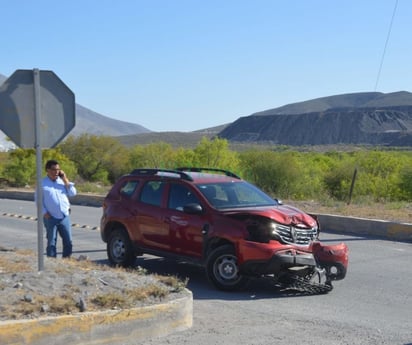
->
[130, 168, 193, 181]
[176, 167, 241, 179]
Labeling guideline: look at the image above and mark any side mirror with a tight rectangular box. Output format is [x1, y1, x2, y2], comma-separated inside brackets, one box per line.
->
[274, 198, 283, 205]
[183, 203, 203, 214]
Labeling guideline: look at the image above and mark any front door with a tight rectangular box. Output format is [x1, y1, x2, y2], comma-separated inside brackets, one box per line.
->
[165, 183, 205, 257]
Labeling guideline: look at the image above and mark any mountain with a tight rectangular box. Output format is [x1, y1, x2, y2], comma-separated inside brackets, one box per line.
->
[251, 91, 412, 115]
[116, 124, 228, 148]
[218, 91, 412, 147]
[4, 70, 412, 149]
[70, 104, 150, 136]
[0, 73, 150, 150]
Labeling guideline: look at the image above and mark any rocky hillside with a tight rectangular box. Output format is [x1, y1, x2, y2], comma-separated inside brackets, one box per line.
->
[218, 92, 412, 146]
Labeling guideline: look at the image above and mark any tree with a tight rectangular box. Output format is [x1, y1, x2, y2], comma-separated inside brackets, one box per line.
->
[0, 152, 8, 176]
[129, 142, 175, 169]
[59, 134, 127, 183]
[193, 137, 239, 172]
[2, 148, 75, 187]
[240, 150, 302, 198]
[174, 147, 196, 169]
[398, 164, 412, 200]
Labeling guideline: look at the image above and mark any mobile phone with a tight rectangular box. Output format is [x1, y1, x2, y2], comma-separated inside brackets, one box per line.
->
[59, 172, 64, 178]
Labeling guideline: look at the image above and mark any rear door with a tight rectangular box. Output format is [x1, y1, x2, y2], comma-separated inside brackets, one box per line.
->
[135, 180, 170, 251]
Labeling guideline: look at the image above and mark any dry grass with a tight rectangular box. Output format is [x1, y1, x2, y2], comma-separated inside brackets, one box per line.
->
[0, 248, 33, 274]
[91, 284, 170, 309]
[5, 294, 81, 320]
[156, 274, 190, 292]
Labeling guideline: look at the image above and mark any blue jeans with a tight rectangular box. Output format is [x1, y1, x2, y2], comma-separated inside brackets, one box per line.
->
[44, 215, 73, 258]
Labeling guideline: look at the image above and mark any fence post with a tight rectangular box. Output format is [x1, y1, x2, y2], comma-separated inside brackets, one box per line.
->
[348, 167, 358, 205]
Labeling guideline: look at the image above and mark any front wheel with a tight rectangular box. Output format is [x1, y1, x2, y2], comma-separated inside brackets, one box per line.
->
[206, 245, 249, 291]
[107, 228, 135, 267]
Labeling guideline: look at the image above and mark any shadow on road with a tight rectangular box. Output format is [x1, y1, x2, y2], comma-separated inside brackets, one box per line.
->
[90, 254, 332, 302]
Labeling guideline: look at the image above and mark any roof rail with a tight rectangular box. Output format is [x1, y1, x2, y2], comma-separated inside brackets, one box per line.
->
[130, 168, 193, 181]
[176, 167, 241, 179]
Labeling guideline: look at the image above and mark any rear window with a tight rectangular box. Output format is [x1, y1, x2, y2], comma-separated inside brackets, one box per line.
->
[139, 180, 165, 206]
[119, 180, 139, 197]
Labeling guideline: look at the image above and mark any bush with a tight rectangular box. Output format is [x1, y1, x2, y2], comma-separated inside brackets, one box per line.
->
[2, 149, 76, 187]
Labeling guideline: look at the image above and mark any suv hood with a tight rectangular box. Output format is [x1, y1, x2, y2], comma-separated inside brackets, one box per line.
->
[221, 204, 317, 228]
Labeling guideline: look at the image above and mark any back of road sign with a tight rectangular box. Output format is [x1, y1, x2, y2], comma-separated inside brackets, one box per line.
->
[0, 69, 75, 148]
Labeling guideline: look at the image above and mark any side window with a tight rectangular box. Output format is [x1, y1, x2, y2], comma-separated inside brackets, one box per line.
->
[119, 180, 139, 198]
[139, 181, 165, 206]
[168, 184, 199, 211]
[214, 185, 229, 202]
[198, 184, 229, 208]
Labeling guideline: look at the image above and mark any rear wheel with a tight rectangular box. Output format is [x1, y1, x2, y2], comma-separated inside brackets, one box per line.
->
[206, 245, 249, 291]
[107, 228, 135, 267]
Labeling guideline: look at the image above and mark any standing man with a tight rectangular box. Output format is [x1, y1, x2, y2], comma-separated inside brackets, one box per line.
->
[41, 159, 77, 258]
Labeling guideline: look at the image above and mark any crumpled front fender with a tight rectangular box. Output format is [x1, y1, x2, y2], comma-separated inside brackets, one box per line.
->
[311, 241, 349, 280]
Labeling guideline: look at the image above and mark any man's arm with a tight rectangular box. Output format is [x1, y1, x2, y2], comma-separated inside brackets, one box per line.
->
[59, 170, 77, 197]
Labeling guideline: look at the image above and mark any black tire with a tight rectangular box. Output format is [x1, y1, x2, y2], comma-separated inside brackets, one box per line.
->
[107, 228, 135, 267]
[206, 245, 249, 291]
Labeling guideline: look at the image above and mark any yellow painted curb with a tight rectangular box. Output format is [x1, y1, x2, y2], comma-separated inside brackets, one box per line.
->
[0, 292, 192, 345]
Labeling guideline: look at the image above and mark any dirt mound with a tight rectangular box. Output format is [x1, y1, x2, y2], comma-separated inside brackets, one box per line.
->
[219, 106, 412, 146]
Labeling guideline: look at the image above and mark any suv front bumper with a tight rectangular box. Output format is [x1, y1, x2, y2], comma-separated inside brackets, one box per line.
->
[238, 240, 348, 280]
[241, 249, 317, 276]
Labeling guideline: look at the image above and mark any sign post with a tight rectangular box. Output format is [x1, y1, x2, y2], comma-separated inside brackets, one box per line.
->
[33, 69, 44, 270]
[0, 69, 75, 270]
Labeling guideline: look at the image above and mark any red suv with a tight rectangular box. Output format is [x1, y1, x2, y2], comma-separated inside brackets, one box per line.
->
[100, 168, 348, 292]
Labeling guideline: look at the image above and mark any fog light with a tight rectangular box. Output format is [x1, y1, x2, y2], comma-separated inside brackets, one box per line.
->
[330, 266, 338, 275]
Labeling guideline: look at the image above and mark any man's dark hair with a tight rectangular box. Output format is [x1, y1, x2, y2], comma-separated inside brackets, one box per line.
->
[45, 160, 59, 170]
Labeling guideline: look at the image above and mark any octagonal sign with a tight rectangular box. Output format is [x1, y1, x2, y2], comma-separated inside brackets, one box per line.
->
[0, 69, 75, 148]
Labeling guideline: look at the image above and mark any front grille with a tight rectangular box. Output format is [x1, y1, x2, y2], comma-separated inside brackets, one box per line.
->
[275, 224, 318, 245]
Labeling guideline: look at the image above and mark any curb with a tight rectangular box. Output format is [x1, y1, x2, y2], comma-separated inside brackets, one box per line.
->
[0, 292, 193, 345]
[0, 190, 104, 207]
[317, 214, 412, 242]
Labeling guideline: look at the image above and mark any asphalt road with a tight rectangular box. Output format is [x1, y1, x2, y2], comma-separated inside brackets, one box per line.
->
[1, 199, 411, 345]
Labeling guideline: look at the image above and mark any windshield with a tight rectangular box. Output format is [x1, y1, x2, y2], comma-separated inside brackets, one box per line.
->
[196, 181, 278, 209]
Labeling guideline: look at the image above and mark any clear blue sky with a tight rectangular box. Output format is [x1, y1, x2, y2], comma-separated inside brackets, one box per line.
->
[1, 0, 410, 132]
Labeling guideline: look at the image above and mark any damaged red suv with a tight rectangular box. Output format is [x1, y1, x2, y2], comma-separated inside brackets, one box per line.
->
[100, 168, 348, 292]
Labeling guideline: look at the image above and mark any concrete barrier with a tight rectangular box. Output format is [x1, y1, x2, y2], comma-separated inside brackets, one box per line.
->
[0, 292, 193, 345]
[317, 214, 412, 242]
[0, 190, 104, 207]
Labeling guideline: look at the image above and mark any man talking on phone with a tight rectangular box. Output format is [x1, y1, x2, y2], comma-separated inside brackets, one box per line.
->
[41, 159, 77, 258]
